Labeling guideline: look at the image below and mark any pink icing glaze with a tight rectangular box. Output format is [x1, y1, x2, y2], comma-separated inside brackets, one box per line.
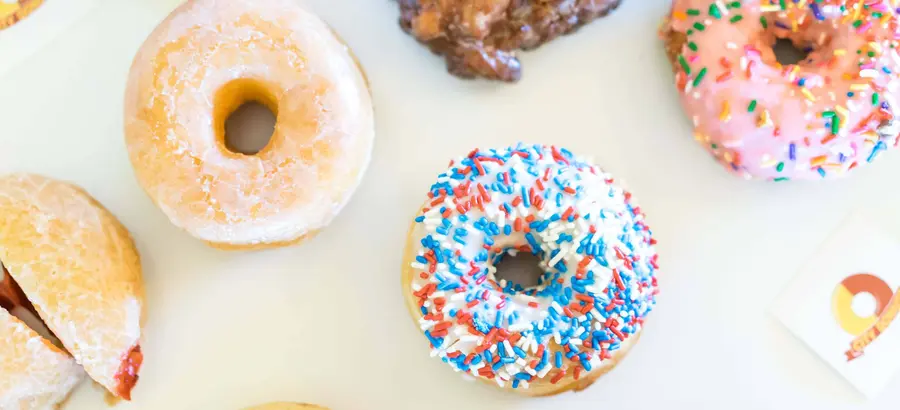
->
[666, 0, 900, 180]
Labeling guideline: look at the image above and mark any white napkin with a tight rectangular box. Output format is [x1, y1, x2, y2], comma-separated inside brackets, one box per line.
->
[772, 212, 900, 399]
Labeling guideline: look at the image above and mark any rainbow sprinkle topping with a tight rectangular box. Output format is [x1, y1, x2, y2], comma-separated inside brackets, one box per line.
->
[668, 0, 900, 180]
[406, 144, 659, 390]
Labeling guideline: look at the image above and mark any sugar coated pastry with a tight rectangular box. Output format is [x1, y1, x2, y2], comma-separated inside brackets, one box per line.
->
[401, 144, 659, 395]
[662, 0, 900, 180]
[243, 403, 327, 410]
[398, 0, 623, 82]
[0, 174, 145, 404]
[124, 0, 374, 249]
[0, 271, 84, 410]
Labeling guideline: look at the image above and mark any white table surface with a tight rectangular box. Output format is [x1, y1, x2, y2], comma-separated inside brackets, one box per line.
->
[2, 0, 900, 409]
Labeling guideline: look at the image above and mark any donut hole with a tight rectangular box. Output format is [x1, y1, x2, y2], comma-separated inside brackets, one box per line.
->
[215, 79, 279, 156]
[0, 263, 64, 348]
[851, 292, 878, 319]
[772, 38, 809, 66]
[224, 102, 276, 155]
[493, 251, 545, 293]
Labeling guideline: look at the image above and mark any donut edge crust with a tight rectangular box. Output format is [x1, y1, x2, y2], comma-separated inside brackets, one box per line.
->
[661, 16, 686, 73]
[0, 173, 145, 399]
[400, 204, 644, 396]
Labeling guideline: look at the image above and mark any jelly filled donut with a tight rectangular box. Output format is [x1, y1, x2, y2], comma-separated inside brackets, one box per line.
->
[662, 0, 900, 180]
[401, 144, 659, 395]
[125, 0, 374, 249]
[0, 174, 145, 404]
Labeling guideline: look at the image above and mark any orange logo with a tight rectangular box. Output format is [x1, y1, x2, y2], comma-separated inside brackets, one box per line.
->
[0, 0, 43, 30]
[832, 273, 900, 361]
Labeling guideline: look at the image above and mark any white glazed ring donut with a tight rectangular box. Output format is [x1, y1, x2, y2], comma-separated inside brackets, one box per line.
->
[402, 144, 659, 395]
[124, 0, 374, 249]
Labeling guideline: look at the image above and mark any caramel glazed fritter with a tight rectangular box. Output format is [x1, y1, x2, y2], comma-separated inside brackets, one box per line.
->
[398, 0, 623, 82]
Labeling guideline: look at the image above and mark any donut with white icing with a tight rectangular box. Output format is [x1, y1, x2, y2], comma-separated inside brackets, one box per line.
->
[124, 0, 374, 249]
[663, 0, 900, 180]
[401, 144, 659, 395]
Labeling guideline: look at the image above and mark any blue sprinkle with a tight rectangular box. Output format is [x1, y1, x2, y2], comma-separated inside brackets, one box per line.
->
[437, 282, 459, 291]
[554, 351, 563, 368]
[868, 141, 887, 162]
[789, 143, 797, 161]
[513, 346, 527, 359]
[415, 216, 425, 222]
[581, 358, 592, 371]
[810, 3, 824, 20]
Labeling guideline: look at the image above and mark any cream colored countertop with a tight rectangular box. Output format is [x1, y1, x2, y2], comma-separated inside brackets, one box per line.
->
[1, 0, 900, 409]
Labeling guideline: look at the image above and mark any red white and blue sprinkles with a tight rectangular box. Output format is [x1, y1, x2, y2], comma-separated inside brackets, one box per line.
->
[406, 144, 659, 390]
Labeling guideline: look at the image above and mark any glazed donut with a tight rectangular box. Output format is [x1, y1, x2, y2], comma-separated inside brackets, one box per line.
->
[124, 0, 374, 249]
[244, 403, 327, 410]
[662, 0, 900, 180]
[401, 144, 659, 395]
[0, 174, 144, 402]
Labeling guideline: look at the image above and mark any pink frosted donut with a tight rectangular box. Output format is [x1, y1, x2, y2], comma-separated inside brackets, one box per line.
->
[663, 0, 900, 180]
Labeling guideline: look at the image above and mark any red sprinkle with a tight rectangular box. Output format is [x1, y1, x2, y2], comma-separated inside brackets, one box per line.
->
[551, 370, 566, 384]
[612, 269, 625, 290]
[716, 70, 733, 83]
[611, 327, 626, 341]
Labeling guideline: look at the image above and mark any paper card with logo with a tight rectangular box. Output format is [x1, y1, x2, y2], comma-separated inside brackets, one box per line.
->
[772, 212, 900, 398]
